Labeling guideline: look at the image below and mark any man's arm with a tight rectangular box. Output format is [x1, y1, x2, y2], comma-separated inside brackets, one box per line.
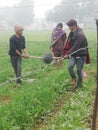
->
[15, 49, 30, 58]
[15, 50, 22, 57]
[22, 48, 30, 58]
[21, 37, 30, 58]
[67, 34, 83, 54]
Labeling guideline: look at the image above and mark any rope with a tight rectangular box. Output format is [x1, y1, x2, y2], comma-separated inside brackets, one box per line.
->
[0, 62, 54, 87]
[0, 47, 89, 87]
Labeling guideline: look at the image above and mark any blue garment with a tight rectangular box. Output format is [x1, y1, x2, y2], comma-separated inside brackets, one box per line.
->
[68, 56, 86, 87]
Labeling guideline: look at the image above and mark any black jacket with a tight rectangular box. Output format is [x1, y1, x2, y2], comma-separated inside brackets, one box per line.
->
[68, 27, 88, 57]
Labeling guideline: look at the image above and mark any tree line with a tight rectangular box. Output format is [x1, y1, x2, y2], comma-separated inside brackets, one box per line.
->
[0, 0, 98, 26]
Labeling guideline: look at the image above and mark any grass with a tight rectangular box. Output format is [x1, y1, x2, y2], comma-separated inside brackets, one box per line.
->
[0, 29, 97, 130]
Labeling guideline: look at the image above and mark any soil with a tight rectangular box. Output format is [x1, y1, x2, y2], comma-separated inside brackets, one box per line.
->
[0, 96, 12, 104]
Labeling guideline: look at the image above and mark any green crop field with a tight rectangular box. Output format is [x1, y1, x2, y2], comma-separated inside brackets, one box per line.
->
[0, 29, 97, 130]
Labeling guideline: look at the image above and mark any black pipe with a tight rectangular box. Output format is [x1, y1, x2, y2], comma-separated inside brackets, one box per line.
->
[92, 19, 98, 130]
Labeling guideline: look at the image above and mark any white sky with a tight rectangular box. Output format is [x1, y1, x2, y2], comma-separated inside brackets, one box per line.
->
[0, 0, 19, 7]
[0, 0, 62, 18]
[34, 0, 62, 18]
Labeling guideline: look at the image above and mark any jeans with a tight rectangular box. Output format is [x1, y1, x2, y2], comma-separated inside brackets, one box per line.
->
[10, 56, 22, 84]
[68, 56, 86, 87]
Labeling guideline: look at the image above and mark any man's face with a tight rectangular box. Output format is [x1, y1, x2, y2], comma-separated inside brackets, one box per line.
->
[68, 25, 76, 31]
[14, 25, 24, 36]
[15, 29, 23, 36]
[18, 29, 23, 35]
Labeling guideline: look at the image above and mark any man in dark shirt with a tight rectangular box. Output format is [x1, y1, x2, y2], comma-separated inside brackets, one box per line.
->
[9, 24, 30, 85]
[64, 19, 88, 88]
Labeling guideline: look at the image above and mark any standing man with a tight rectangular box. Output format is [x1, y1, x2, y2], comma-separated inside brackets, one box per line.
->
[64, 19, 88, 87]
[50, 23, 66, 67]
[9, 24, 30, 85]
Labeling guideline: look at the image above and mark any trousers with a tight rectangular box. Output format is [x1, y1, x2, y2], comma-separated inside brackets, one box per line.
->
[68, 56, 86, 86]
[10, 56, 22, 84]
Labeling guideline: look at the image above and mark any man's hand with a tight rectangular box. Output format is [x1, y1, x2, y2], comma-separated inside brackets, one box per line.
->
[50, 47, 53, 53]
[63, 54, 69, 59]
[22, 54, 30, 58]
[58, 54, 69, 61]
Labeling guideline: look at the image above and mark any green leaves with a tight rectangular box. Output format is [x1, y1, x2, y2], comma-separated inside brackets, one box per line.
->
[0, 30, 96, 129]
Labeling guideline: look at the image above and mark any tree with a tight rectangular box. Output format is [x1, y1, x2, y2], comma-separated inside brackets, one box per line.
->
[12, 0, 34, 25]
[0, 0, 34, 26]
[46, 0, 98, 23]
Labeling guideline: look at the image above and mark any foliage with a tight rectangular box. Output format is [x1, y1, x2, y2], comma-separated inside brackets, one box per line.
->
[0, 30, 96, 129]
[46, 0, 98, 23]
[0, 0, 34, 26]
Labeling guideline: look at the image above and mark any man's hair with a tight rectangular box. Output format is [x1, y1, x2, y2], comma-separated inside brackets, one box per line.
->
[66, 19, 77, 26]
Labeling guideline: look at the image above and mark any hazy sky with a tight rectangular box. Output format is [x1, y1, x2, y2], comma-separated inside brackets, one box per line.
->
[0, 0, 18, 7]
[34, 0, 62, 18]
[0, 0, 62, 18]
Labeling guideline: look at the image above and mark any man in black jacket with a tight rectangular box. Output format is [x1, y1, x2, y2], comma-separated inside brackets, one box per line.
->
[64, 19, 88, 87]
[9, 24, 30, 85]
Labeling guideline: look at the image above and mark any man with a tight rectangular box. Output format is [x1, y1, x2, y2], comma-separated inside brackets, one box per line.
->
[64, 19, 88, 87]
[50, 23, 66, 67]
[9, 24, 30, 85]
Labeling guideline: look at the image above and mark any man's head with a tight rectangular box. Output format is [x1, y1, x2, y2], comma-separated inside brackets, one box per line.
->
[56, 23, 63, 32]
[14, 24, 24, 35]
[66, 19, 77, 31]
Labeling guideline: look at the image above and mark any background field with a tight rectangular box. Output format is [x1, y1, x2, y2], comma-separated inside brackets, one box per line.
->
[0, 29, 97, 130]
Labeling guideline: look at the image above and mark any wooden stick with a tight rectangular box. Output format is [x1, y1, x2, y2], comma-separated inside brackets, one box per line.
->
[92, 19, 98, 130]
[30, 56, 42, 59]
[30, 55, 61, 60]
